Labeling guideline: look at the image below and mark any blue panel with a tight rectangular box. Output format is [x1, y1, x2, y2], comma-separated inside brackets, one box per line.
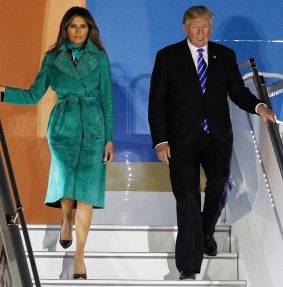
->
[87, 0, 283, 162]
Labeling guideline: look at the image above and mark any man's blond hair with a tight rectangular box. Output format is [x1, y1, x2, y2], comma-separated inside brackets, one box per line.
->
[183, 6, 213, 25]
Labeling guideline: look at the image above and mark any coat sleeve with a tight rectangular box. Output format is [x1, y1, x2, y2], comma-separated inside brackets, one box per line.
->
[148, 50, 169, 147]
[3, 54, 50, 105]
[228, 50, 261, 114]
[99, 52, 114, 142]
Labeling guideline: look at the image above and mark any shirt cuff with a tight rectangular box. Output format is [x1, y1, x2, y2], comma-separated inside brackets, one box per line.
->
[155, 141, 168, 149]
[255, 103, 267, 113]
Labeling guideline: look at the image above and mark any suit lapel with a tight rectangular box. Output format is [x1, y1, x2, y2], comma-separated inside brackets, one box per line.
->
[206, 42, 217, 93]
[180, 40, 202, 94]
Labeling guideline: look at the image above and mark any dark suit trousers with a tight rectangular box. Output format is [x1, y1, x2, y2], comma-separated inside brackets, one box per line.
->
[169, 132, 231, 273]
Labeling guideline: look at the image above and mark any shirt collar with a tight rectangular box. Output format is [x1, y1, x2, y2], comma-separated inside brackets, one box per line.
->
[187, 38, 208, 55]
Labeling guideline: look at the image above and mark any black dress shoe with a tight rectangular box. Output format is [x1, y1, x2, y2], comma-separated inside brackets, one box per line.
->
[179, 270, 196, 280]
[59, 221, 72, 249]
[204, 234, 217, 256]
[73, 273, 87, 280]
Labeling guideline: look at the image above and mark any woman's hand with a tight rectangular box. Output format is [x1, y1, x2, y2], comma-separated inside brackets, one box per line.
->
[0, 86, 5, 92]
[103, 141, 114, 163]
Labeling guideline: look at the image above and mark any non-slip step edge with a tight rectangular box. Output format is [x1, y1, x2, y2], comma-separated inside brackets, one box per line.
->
[23, 225, 231, 232]
[33, 279, 246, 286]
[28, 252, 238, 259]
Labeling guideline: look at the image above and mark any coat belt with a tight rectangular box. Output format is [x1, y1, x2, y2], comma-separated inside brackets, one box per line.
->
[56, 95, 99, 139]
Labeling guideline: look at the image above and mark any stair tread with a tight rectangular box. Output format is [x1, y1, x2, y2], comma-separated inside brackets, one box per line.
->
[24, 224, 231, 232]
[35, 279, 246, 285]
[27, 225, 239, 284]
[29, 251, 238, 258]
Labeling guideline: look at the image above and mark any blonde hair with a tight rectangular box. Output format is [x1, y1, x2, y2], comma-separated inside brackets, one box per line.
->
[183, 6, 213, 26]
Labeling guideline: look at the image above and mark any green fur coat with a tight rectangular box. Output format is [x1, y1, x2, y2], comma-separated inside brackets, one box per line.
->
[3, 41, 114, 208]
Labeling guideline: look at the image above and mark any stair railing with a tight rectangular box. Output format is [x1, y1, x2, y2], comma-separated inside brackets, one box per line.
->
[239, 58, 283, 237]
[0, 119, 41, 287]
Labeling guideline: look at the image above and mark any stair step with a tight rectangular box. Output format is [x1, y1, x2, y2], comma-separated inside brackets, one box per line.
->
[24, 225, 231, 253]
[34, 279, 247, 287]
[27, 252, 238, 281]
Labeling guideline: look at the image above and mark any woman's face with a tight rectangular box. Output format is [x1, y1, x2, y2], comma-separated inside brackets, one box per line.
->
[67, 16, 89, 45]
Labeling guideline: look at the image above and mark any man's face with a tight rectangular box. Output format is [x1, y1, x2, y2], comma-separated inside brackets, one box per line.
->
[183, 17, 212, 47]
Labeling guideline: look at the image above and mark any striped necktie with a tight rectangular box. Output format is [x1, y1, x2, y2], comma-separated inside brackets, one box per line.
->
[197, 48, 209, 134]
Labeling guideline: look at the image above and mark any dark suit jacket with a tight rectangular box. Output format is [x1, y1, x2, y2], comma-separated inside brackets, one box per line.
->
[148, 39, 261, 163]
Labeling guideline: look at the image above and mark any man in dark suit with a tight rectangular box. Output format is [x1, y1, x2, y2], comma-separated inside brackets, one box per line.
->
[148, 5, 275, 280]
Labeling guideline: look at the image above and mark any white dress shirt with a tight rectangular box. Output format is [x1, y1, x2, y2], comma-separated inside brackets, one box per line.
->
[187, 39, 208, 69]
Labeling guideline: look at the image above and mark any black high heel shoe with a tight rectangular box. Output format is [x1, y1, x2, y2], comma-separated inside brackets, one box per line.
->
[73, 274, 87, 280]
[73, 260, 87, 280]
[59, 221, 72, 249]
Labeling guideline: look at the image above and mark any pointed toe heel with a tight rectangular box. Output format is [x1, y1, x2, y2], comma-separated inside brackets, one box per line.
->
[59, 239, 72, 249]
[73, 273, 87, 280]
[59, 221, 72, 249]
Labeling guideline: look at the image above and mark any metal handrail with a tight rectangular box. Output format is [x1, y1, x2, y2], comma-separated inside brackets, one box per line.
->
[0, 120, 41, 287]
[247, 59, 283, 176]
[239, 58, 283, 237]
[242, 71, 283, 81]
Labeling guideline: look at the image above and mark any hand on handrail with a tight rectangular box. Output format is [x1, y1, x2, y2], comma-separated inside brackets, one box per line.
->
[257, 104, 276, 125]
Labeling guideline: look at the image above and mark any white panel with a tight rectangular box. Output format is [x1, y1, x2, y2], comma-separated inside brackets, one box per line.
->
[93, 191, 231, 226]
[94, 191, 177, 225]
[230, 97, 283, 287]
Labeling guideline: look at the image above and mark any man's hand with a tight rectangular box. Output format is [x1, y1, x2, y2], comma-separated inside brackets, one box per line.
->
[257, 104, 276, 125]
[156, 143, 171, 165]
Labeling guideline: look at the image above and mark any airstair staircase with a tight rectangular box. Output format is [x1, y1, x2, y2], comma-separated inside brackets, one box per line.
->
[24, 223, 246, 287]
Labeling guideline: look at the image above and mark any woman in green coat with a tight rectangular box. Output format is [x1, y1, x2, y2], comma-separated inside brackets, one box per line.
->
[0, 7, 114, 279]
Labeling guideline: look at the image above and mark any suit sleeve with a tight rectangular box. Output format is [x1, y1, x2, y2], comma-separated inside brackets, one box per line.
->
[3, 55, 50, 105]
[99, 52, 114, 142]
[148, 51, 169, 147]
[228, 50, 261, 114]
